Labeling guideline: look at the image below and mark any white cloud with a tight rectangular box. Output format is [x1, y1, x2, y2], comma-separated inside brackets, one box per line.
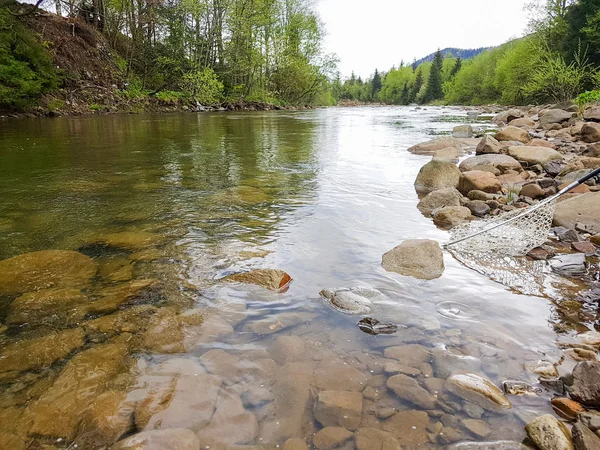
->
[317, 0, 530, 79]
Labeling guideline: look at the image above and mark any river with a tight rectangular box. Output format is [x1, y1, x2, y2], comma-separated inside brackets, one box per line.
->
[0, 107, 581, 448]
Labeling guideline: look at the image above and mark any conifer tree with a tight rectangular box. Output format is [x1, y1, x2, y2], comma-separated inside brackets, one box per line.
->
[450, 57, 462, 77]
[410, 68, 423, 103]
[401, 82, 409, 105]
[372, 69, 382, 99]
[423, 49, 444, 103]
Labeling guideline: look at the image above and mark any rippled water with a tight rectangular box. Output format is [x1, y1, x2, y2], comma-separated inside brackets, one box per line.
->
[0, 107, 588, 449]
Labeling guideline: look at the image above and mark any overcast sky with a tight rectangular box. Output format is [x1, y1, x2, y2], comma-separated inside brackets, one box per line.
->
[317, 0, 531, 79]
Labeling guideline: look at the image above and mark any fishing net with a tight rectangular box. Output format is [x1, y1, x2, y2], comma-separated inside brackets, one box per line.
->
[447, 199, 557, 257]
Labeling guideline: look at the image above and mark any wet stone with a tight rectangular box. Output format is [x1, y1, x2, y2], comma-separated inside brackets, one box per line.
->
[314, 390, 363, 431]
[432, 346, 482, 379]
[446, 442, 531, 450]
[358, 317, 398, 335]
[525, 414, 573, 450]
[89, 279, 162, 315]
[78, 390, 134, 446]
[445, 373, 512, 414]
[382, 239, 445, 280]
[502, 380, 542, 396]
[355, 427, 401, 450]
[268, 335, 307, 365]
[314, 358, 369, 392]
[112, 428, 201, 450]
[225, 269, 292, 291]
[552, 397, 585, 421]
[284, 438, 309, 450]
[386, 374, 437, 409]
[313, 427, 354, 450]
[380, 410, 430, 446]
[320, 288, 374, 315]
[384, 344, 431, 367]
[525, 360, 559, 378]
[83, 231, 165, 252]
[7, 288, 89, 326]
[462, 419, 491, 438]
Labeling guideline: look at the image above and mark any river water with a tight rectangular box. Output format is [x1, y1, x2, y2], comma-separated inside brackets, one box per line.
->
[0, 107, 587, 449]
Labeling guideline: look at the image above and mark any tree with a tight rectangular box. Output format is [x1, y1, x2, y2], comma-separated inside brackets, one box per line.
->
[450, 57, 462, 77]
[423, 49, 444, 103]
[410, 68, 423, 102]
[371, 68, 382, 99]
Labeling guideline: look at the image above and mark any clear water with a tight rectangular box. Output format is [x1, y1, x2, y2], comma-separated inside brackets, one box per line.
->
[0, 107, 587, 449]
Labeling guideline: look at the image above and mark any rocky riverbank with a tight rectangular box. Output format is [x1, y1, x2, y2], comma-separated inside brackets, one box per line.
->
[405, 104, 600, 449]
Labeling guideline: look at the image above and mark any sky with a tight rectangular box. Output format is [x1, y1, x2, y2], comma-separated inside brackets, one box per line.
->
[316, 0, 531, 79]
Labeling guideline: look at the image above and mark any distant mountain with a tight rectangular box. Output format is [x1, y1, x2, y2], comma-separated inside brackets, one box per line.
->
[413, 47, 492, 66]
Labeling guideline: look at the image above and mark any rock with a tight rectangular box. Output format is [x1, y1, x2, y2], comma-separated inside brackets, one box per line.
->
[212, 185, 269, 204]
[584, 107, 600, 122]
[454, 125, 473, 138]
[6, 288, 89, 326]
[141, 308, 203, 353]
[0, 250, 97, 296]
[445, 373, 512, 414]
[358, 318, 398, 335]
[572, 241, 598, 254]
[89, 279, 161, 315]
[417, 188, 463, 217]
[434, 147, 463, 162]
[571, 361, 600, 407]
[382, 239, 445, 280]
[592, 235, 600, 245]
[502, 380, 542, 396]
[29, 341, 131, 439]
[387, 374, 437, 409]
[314, 390, 363, 431]
[84, 231, 165, 251]
[532, 138, 558, 149]
[509, 117, 536, 127]
[495, 126, 530, 143]
[461, 419, 491, 438]
[466, 200, 491, 217]
[508, 146, 564, 166]
[313, 427, 354, 450]
[545, 160, 566, 176]
[459, 171, 501, 194]
[355, 428, 401, 450]
[572, 422, 600, 450]
[520, 183, 546, 199]
[554, 193, 600, 235]
[579, 411, 600, 432]
[550, 254, 587, 277]
[459, 155, 523, 175]
[245, 311, 317, 335]
[408, 137, 463, 156]
[414, 159, 462, 194]
[525, 414, 573, 450]
[269, 335, 306, 365]
[438, 427, 463, 444]
[99, 258, 133, 282]
[432, 347, 482, 379]
[468, 190, 501, 201]
[314, 358, 369, 392]
[555, 227, 581, 243]
[433, 206, 472, 229]
[379, 410, 429, 446]
[584, 143, 600, 158]
[196, 393, 258, 446]
[562, 169, 598, 187]
[446, 442, 529, 450]
[384, 361, 421, 375]
[384, 344, 431, 366]
[319, 287, 379, 315]
[225, 269, 292, 291]
[284, 438, 309, 450]
[551, 397, 585, 421]
[582, 123, 600, 143]
[200, 349, 242, 385]
[477, 135, 503, 155]
[112, 429, 201, 450]
[79, 390, 134, 446]
[0, 328, 85, 377]
[492, 109, 523, 125]
[540, 109, 574, 126]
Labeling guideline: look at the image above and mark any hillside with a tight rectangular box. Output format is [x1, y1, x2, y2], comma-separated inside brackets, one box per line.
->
[413, 47, 491, 66]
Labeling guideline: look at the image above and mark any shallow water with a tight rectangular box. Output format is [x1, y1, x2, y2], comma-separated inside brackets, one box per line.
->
[0, 107, 592, 449]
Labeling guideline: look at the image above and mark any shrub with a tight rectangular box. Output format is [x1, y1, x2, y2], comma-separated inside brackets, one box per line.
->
[575, 90, 600, 114]
[155, 90, 185, 103]
[181, 67, 224, 105]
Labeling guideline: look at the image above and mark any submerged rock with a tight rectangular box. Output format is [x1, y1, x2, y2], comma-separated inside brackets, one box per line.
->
[382, 239, 445, 280]
[313, 427, 354, 450]
[379, 410, 430, 446]
[7, 288, 89, 326]
[196, 393, 258, 446]
[84, 231, 165, 252]
[314, 390, 363, 430]
[387, 374, 437, 409]
[445, 373, 512, 414]
[0, 250, 97, 295]
[502, 380, 541, 396]
[320, 287, 378, 314]
[112, 428, 201, 450]
[525, 415, 573, 450]
[355, 427, 401, 450]
[357, 317, 398, 335]
[88, 279, 162, 314]
[446, 442, 532, 450]
[225, 269, 292, 291]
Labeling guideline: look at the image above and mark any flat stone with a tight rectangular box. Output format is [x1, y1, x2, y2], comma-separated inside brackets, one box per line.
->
[196, 393, 258, 446]
[432, 347, 482, 379]
[88, 279, 161, 315]
[550, 254, 587, 277]
[0, 250, 97, 295]
[200, 349, 242, 385]
[445, 373, 512, 414]
[7, 288, 89, 326]
[225, 269, 292, 291]
[554, 193, 600, 235]
[355, 428, 401, 450]
[284, 438, 309, 450]
[540, 109, 574, 126]
[551, 397, 585, 421]
[459, 171, 501, 194]
[380, 410, 429, 446]
[384, 361, 421, 376]
[520, 183, 545, 199]
[384, 344, 431, 366]
[269, 335, 307, 365]
[508, 146, 564, 166]
[313, 427, 354, 450]
[386, 374, 437, 409]
[314, 358, 369, 392]
[78, 390, 134, 446]
[462, 419, 491, 438]
[314, 390, 363, 431]
[572, 422, 600, 450]
[573, 241, 598, 254]
[112, 429, 201, 450]
[459, 155, 523, 175]
[525, 414, 573, 450]
[382, 239, 444, 280]
[85, 231, 165, 251]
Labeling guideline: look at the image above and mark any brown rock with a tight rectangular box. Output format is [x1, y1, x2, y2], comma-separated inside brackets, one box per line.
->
[355, 428, 401, 450]
[459, 154, 523, 175]
[582, 123, 600, 143]
[89, 279, 161, 315]
[112, 429, 201, 450]
[572, 422, 600, 450]
[433, 206, 472, 229]
[7, 288, 89, 326]
[417, 188, 463, 217]
[380, 410, 429, 446]
[269, 335, 307, 365]
[414, 159, 462, 194]
[572, 241, 598, 254]
[530, 138, 558, 149]
[196, 393, 258, 446]
[0, 250, 97, 296]
[591, 235, 600, 246]
[85, 231, 165, 251]
[462, 419, 491, 438]
[225, 269, 292, 291]
[445, 373, 512, 414]
[509, 117, 535, 128]
[79, 391, 134, 446]
[284, 438, 309, 450]
[314, 390, 363, 431]
[386, 374, 437, 409]
[552, 397, 585, 421]
[571, 361, 600, 407]
[554, 193, 600, 235]
[382, 239, 444, 281]
[384, 345, 431, 366]
[313, 427, 354, 450]
[520, 183, 545, 199]
[408, 137, 463, 156]
[508, 146, 564, 165]
[459, 171, 502, 194]
[495, 126, 531, 143]
[314, 358, 369, 392]
[476, 135, 503, 155]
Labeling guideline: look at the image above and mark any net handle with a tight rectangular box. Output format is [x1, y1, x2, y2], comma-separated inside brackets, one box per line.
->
[445, 166, 600, 249]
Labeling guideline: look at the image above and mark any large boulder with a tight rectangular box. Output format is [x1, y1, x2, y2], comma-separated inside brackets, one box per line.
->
[570, 361, 600, 407]
[476, 135, 503, 155]
[540, 109, 574, 126]
[459, 171, 502, 194]
[417, 188, 463, 217]
[584, 107, 600, 122]
[445, 373, 512, 414]
[459, 155, 522, 175]
[508, 146, 564, 166]
[0, 250, 97, 296]
[433, 206, 472, 230]
[408, 137, 462, 156]
[382, 239, 445, 281]
[525, 415, 573, 450]
[495, 126, 530, 143]
[582, 123, 600, 143]
[509, 117, 536, 128]
[554, 193, 600, 235]
[492, 109, 523, 125]
[414, 159, 461, 194]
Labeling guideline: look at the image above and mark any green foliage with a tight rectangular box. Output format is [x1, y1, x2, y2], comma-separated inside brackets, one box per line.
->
[371, 69, 382, 99]
[575, 90, 600, 113]
[181, 67, 224, 105]
[0, 11, 58, 109]
[121, 78, 148, 99]
[492, 38, 538, 104]
[155, 90, 186, 103]
[423, 50, 444, 103]
[46, 98, 65, 112]
[89, 103, 106, 111]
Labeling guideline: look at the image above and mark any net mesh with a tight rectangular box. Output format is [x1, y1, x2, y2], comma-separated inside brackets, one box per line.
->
[447, 199, 557, 256]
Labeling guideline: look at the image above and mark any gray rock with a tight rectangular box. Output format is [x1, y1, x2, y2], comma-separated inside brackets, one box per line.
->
[417, 188, 463, 217]
[571, 361, 600, 407]
[414, 159, 462, 194]
[508, 146, 564, 166]
[476, 135, 503, 155]
[408, 137, 463, 156]
[572, 422, 600, 450]
[550, 254, 587, 277]
[584, 107, 600, 122]
[386, 374, 437, 409]
[454, 125, 474, 138]
[459, 155, 523, 175]
[445, 373, 512, 414]
[433, 206, 472, 230]
[561, 169, 598, 186]
[432, 347, 482, 379]
[319, 287, 378, 314]
[579, 411, 600, 432]
[382, 239, 445, 280]
[554, 193, 600, 235]
[466, 201, 491, 217]
[540, 109, 574, 126]
[525, 414, 574, 450]
[492, 109, 523, 125]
